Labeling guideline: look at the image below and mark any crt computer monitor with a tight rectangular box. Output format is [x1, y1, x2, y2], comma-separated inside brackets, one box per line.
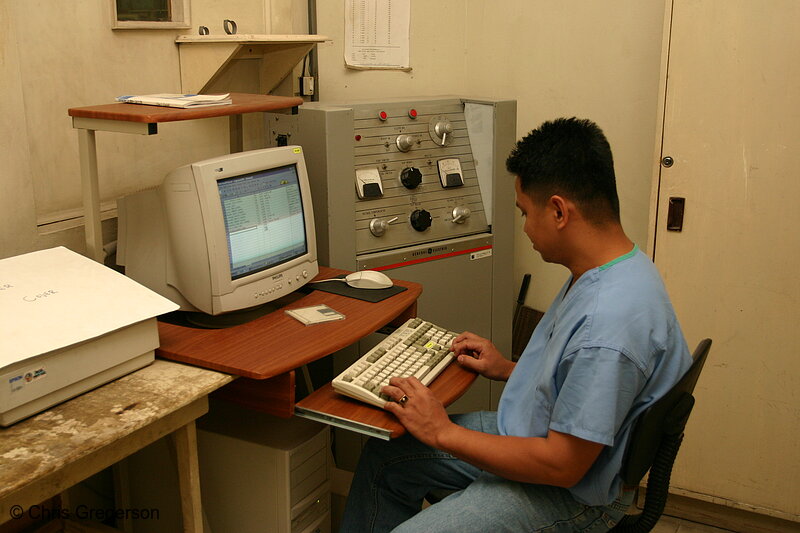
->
[116, 146, 319, 319]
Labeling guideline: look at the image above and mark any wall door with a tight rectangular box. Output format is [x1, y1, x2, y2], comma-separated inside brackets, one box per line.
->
[652, 0, 800, 521]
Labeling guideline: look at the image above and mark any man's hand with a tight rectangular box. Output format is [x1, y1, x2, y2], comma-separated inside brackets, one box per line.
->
[451, 332, 516, 381]
[382, 377, 457, 448]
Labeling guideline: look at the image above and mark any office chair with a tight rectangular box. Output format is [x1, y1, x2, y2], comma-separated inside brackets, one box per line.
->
[610, 338, 712, 532]
[511, 274, 545, 362]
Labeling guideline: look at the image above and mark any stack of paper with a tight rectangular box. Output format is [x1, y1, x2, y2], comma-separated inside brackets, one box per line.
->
[116, 93, 232, 108]
[0, 247, 179, 425]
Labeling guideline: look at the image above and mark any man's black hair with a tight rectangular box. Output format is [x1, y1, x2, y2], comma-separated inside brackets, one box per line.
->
[506, 117, 620, 224]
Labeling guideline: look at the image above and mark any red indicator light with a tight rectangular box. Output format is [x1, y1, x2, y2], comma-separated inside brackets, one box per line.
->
[355, 135, 362, 141]
[379, 111, 388, 121]
[409, 109, 418, 118]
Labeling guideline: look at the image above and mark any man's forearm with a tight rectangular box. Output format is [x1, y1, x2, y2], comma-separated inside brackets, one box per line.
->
[434, 424, 603, 488]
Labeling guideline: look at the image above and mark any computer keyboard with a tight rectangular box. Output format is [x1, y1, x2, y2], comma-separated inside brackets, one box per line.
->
[332, 318, 459, 407]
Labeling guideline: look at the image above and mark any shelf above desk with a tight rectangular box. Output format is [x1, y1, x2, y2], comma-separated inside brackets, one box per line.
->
[69, 92, 303, 134]
[67, 93, 302, 263]
[175, 34, 330, 94]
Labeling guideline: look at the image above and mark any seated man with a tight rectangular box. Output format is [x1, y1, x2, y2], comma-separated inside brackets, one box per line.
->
[340, 117, 692, 533]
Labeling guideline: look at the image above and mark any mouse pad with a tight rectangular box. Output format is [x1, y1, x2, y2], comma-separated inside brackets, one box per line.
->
[307, 277, 408, 303]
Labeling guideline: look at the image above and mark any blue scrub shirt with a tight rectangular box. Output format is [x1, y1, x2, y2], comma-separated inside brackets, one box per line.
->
[498, 247, 692, 506]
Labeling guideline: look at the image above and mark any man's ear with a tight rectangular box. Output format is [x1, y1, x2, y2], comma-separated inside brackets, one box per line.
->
[550, 195, 570, 228]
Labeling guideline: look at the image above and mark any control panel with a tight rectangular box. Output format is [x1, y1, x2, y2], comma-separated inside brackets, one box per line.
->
[347, 100, 490, 255]
[290, 97, 517, 458]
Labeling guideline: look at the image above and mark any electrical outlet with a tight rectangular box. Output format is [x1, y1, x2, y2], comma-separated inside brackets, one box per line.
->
[300, 76, 315, 96]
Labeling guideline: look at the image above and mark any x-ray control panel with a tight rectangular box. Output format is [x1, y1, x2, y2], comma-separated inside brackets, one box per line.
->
[289, 96, 515, 424]
[348, 101, 489, 255]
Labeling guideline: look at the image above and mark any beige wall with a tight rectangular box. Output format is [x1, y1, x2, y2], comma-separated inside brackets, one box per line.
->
[316, 0, 666, 309]
[2, 0, 665, 309]
[0, 0, 301, 259]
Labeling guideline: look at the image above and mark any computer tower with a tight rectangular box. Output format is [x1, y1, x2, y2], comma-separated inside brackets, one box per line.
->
[197, 401, 332, 533]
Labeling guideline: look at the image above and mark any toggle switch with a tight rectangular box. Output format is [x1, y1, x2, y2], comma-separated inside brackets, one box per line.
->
[369, 216, 399, 237]
[452, 206, 471, 224]
[431, 119, 453, 146]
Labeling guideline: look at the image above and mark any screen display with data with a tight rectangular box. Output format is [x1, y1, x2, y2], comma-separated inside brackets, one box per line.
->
[218, 165, 308, 280]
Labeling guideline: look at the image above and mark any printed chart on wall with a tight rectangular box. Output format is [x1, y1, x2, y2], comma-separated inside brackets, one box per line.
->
[344, 0, 410, 70]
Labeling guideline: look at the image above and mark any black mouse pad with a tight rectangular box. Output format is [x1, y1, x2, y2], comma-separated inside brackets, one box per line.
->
[306, 276, 408, 303]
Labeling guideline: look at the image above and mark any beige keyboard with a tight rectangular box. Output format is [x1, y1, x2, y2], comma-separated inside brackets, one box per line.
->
[332, 318, 458, 407]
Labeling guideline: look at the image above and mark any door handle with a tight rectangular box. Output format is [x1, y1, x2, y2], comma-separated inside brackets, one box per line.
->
[667, 197, 685, 231]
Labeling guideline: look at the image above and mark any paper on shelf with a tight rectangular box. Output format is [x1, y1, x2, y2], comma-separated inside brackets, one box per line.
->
[116, 93, 232, 108]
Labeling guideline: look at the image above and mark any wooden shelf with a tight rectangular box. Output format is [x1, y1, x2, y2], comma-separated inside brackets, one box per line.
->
[175, 34, 330, 94]
[69, 93, 302, 128]
[295, 364, 477, 440]
[68, 93, 302, 262]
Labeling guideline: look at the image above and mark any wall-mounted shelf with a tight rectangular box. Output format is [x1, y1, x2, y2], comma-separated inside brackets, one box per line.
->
[176, 34, 330, 94]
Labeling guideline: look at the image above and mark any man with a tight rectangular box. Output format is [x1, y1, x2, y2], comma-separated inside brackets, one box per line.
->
[340, 117, 691, 532]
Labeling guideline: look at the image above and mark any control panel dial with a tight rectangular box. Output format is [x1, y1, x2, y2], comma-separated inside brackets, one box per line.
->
[395, 134, 416, 152]
[400, 167, 423, 189]
[410, 209, 432, 232]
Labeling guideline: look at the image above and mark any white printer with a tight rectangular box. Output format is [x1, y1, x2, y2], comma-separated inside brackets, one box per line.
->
[0, 247, 177, 426]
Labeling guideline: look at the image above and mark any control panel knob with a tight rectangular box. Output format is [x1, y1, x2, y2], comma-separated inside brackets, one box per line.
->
[400, 167, 423, 189]
[410, 209, 432, 232]
[369, 216, 398, 237]
[396, 134, 416, 152]
[451, 206, 471, 224]
[435, 121, 453, 137]
[433, 120, 453, 146]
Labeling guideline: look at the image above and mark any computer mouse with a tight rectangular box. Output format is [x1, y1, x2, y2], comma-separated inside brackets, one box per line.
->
[345, 270, 393, 290]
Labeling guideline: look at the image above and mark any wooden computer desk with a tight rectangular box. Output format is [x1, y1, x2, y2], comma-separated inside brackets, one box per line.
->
[156, 267, 477, 440]
[0, 360, 232, 532]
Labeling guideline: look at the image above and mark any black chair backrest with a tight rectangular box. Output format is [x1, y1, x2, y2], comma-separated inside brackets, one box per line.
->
[618, 339, 712, 486]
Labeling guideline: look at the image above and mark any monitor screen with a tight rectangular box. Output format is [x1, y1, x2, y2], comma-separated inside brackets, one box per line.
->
[218, 164, 308, 280]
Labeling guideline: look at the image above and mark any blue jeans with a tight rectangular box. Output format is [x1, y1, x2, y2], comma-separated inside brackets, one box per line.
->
[339, 412, 634, 533]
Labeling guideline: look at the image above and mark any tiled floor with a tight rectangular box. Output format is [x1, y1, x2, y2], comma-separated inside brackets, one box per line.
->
[653, 515, 733, 533]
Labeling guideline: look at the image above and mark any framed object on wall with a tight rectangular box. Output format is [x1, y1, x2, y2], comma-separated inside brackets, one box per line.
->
[111, 0, 190, 29]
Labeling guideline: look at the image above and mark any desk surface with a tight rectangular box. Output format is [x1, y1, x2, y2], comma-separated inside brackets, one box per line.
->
[68, 93, 303, 124]
[156, 267, 422, 380]
[0, 361, 231, 519]
[154, 268, 475, 439]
